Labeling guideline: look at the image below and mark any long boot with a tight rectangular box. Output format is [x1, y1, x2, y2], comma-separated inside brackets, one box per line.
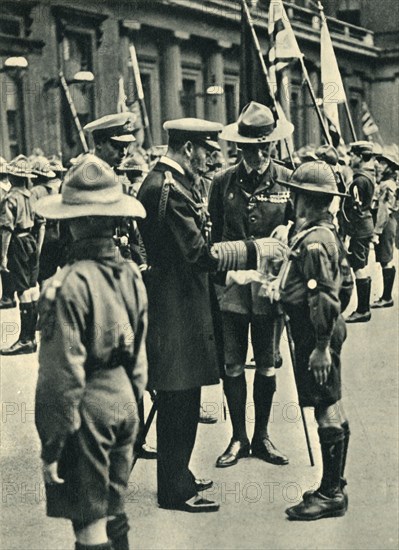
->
[251, 374, 288, 465]
[216, 373, 250, 467]
[106, 514, 129, 550]
[286, 426, 347, 520]
[346, 277, 372, 323]
[29, 301, 38, 349]
[1, 302, 36, 355]
[0, 271, 16, 309]
[372, 267, 395, 308]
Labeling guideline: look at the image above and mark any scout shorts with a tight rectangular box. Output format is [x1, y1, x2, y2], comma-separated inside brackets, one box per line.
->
[44, 370, 138, 523]
[8, 233, 39, 292]
[287, 311, 346, 408]
[222, 310, 275, 370]
[347, 236, 371, 271]
[375, 215, 397, 264]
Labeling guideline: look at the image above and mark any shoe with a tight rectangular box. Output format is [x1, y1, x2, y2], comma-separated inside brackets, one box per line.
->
[160, 494, 220, 513]
[303, 479, 348, 511]
[370, 297, 394, 309]
[0, 298, 16, 309]
[286, 490, 346, 521]
[1, 339, 37, 355]
[195, 478, 213, 492]
[345, 310, 371, 323]
[251, 437, 289, 465]
[199, 406, 217, 424]
[216, 438, 250, 468]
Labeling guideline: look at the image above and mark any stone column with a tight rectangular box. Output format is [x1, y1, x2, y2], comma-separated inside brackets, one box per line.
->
[205, 42, 228, 124]
[162, 33, 184, 120]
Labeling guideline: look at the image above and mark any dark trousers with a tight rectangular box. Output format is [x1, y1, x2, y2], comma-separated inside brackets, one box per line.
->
[156, 387, 201, 507]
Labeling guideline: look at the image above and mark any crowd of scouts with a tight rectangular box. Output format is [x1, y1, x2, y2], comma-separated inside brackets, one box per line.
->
[0, 100, 398, 549]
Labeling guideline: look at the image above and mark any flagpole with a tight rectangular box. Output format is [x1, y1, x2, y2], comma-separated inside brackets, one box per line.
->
[317, 1, 357, 142]
[129, 44, 153, 148]
[298, 56, 332, 145]
[240, 0, 295, 168]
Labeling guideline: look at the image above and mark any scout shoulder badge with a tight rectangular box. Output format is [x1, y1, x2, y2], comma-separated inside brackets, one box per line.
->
[38, 264, 74, 340]
[278, 225, 337, 292]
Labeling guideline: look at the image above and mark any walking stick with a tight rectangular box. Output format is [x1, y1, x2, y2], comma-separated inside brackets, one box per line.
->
[276, 304, 315, 467]
[130, 390, 158, 473]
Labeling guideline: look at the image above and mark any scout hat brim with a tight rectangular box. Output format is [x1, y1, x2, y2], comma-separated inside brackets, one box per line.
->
[36, 194, 146, 220]
[277, 179, 349, 197]
[220, 118, 294, 143]
[110, 134, 136, 144]
[376, 153, 399, 170]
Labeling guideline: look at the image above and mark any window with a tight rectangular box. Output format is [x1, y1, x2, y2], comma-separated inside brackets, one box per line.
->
[60, 31, 94, 151]
[0, 74, 25, 158]
[181, 78, 197, 118]
[53, 5, 107, 161]
[337, 0, 361, 26]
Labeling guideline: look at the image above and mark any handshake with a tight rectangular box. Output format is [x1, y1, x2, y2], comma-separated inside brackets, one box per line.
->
[210, 226, 289, 274]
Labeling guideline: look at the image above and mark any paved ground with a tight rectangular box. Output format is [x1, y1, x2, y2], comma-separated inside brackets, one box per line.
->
[1, 257, 398, 550]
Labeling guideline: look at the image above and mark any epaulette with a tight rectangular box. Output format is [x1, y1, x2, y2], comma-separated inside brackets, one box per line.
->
[158, 170, 174, 223]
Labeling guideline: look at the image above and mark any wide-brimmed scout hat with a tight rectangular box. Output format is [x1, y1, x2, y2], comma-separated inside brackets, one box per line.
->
[7, 155, 37, 179]
[163, 118, 223, 151]
[376, 148, 399, 170]
[48, 155, 67, 173]
[117, 151, 149, 174]
[219, 101, 294, 144]
[31, 155, 56, 178]
[315, 144, 339, 166]
[84, 113, 137, 143]
[278, 161, 349, 197]
[35, 154, 146, 220]
[349, 140, 374, 155]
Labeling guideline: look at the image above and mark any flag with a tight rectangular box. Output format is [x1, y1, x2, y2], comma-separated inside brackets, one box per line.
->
[320, 11, 346, 144]
[361, 102, 379, 137]
[323, 109, 341, 148]
[239, 2, 275, 112]
[267, 0, 302, 92]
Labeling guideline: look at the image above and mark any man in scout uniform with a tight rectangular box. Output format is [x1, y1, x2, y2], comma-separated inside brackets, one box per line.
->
[0, 156, 16, 309]
[344, 141, 376, 323]
[137, 117, 286, 512]
[277, 161, 353, 520]
[208, 101, 293, 468]
[371, 149, 399, 308]
[35, 154, 148, 550]
[0, 156, 42, 355]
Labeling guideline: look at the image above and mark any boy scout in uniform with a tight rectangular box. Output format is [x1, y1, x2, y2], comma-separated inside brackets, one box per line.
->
[35, 154, 148, 550]
[371, 149, 399, 307]
[0, 156, 15, 309]
[344, 141, 376, 323]
[30, 156, 61, 283]
[278, 161, 353, 520]
[0, 156, 42, 355]
[209, 101, 294, 468]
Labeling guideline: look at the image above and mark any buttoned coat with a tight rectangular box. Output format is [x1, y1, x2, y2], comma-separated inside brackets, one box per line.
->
[208, 159, 292, 314]
[137, 160, 220, 392]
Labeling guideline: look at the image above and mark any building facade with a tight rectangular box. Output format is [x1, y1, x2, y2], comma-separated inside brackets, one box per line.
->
[0, 0, 398, 162]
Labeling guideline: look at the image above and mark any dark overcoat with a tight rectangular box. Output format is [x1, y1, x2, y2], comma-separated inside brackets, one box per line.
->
[137, 160, 220, 392]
